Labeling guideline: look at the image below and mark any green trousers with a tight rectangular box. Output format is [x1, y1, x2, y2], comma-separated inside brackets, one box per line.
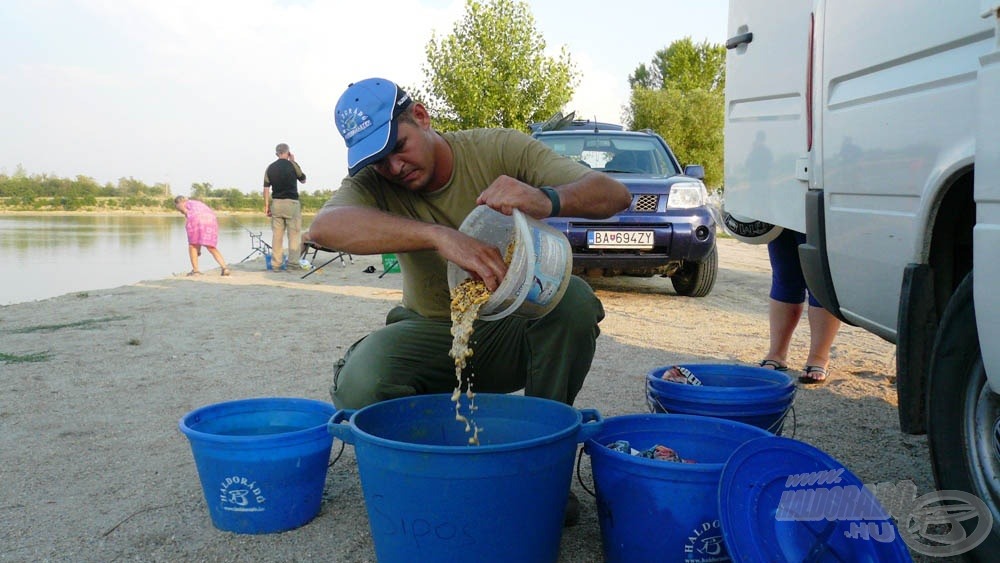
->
[330, 276, 604, 409]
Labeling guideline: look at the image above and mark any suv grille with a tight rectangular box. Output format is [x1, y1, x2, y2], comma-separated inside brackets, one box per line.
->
[634, 194, 658, 213]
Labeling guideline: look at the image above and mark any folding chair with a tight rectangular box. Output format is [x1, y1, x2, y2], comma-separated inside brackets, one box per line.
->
[239, 231, 272, 263]
[300, 240, 353, 279]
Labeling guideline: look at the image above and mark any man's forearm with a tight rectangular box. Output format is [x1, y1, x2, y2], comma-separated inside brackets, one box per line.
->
[307, 206, 446, 255]
[556, 172, 631, 219]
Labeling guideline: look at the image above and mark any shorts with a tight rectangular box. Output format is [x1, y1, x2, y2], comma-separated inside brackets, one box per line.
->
[767, 229, 820, 307]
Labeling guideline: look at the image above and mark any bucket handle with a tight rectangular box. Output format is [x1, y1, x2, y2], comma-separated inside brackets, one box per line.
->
[768, 404, 797, 437]
[575, 446, 597, 498]
[326, 410, 356, 445]
[647, 391, 798, 438]
[575, 408, 604, 443]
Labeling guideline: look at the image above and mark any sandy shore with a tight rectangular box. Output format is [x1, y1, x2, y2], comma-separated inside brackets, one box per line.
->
[0, 238, 951, 562]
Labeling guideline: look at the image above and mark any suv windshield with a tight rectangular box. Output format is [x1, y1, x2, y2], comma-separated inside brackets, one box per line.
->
[536, 133, 680, 176]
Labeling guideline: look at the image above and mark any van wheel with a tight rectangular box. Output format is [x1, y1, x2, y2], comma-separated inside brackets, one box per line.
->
[670, 246, 717, 297]
[927, 273, 1000, 560]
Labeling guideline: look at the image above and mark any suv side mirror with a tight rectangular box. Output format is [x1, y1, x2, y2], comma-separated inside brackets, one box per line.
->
[684, 164, 705, 180]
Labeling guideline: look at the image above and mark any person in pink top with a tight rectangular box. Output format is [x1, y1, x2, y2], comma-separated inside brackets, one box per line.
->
[173, 196, 231, 276]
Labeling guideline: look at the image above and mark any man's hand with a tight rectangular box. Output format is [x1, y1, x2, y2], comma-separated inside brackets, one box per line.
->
[475, 175, 552, 219]
[434, 228, 508, 292]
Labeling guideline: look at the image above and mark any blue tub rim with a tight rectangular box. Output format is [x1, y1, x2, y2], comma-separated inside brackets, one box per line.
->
[582, 413, 772, 474]
[328, 393, 603, 454]
[647, 363, 795, 390]
[178, 396, 337, 447]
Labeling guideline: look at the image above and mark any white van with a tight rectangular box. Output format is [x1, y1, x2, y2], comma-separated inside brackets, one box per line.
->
[724, 0, 1000, 556]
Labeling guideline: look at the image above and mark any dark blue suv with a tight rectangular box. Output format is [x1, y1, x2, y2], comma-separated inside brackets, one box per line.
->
[532, 117, 717, 297]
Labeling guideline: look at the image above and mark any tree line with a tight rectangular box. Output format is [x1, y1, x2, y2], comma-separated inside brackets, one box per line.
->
[0, 168, 334, 212]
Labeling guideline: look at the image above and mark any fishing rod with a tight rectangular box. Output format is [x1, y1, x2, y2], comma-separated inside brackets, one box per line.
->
[232, 219, 272, 264]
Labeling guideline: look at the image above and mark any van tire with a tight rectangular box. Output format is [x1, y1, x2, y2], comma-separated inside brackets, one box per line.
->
[927, 273, 999, 559]
[671, 246, 717, 297]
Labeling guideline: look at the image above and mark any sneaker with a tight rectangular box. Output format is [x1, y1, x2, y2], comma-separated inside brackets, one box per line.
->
[299, 259, 312, 270]
[564, 490, 580, 527]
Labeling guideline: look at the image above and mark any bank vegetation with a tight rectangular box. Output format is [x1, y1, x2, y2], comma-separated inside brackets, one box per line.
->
[0, 169, 334, 213]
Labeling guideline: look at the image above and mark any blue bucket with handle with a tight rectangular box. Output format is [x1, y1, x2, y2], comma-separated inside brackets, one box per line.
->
[646, 364, 796, 434]
[584, 415, 912, 562]
[327, 393, 603, 563]
[178, 397, 336, 534]
[584, 414, 771, 562]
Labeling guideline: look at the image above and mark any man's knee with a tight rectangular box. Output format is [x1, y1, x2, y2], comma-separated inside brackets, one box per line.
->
[330, 359, 417, 409]
[329, 332, 419, 409]
[548, 276, 604, 327]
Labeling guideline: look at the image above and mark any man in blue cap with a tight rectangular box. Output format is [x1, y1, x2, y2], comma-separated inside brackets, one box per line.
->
[307, 78, 630, 523]
[309, 75, 631, 405]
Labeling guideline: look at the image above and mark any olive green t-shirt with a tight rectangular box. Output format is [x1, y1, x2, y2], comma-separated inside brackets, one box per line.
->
[324, 128, 589, 319]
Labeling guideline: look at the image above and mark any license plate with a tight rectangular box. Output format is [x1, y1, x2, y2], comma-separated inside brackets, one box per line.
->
[587, 230, 654, 248]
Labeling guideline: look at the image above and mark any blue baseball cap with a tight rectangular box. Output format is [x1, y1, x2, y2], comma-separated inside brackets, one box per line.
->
[334, 78, 413, 176]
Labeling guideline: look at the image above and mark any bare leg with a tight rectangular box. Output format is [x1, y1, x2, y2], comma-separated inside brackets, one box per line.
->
[805, 305, 841, 368]
[202, 246, 230, 276]
[205, 246, 228, 269]
[187, 244, 200, 272]
[763, 298, 803, 367]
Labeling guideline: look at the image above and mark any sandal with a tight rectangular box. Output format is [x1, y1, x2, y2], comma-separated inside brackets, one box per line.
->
[186, 270, 202, 276]
[221, 267, 231, 277]
[758, 359, 788, 371]
[799, 365, 829, 385]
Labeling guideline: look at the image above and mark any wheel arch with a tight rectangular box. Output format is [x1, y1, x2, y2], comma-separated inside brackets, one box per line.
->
[896, 166, 975, 434]
[926, 169, 976, 310]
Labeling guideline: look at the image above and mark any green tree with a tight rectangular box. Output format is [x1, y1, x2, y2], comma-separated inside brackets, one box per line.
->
[629, 87, 724, 188]
[626, 38, 726, 189]
[117, 176, 151, 196]
[412, 0, 578, 132]
[628, 37, 725, 92]
[190, 182, 213, 199]
[74, 175, 102, 197]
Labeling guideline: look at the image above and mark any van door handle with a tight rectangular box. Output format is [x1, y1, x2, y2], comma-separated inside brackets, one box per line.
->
[726, 32, 753, 50]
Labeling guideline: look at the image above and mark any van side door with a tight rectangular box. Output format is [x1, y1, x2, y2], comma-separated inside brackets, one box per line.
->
[723, 0, 812, 234]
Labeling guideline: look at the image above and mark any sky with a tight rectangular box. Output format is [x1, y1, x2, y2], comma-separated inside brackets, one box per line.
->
[0, 0, 728, 196]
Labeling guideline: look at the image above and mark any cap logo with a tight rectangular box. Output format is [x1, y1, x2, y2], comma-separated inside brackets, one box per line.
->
[337, 107, 373, 143]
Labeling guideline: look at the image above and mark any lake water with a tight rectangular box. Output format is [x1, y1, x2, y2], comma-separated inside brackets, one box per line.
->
[0, 214, 286, 306]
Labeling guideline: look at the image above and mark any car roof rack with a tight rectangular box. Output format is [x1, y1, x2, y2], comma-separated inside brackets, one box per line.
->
[530, 111, 576, 133]
[530, 113, 626, 133]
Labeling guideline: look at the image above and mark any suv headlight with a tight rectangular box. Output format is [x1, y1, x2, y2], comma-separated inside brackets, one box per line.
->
[666, 181, 708, 209]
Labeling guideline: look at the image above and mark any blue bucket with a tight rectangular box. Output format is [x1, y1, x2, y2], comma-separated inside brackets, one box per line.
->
[646, 364, 795, 434]
[327, 393, 603, 563]
[584, 414, 771, 562]
[178, 397, 336, 534]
